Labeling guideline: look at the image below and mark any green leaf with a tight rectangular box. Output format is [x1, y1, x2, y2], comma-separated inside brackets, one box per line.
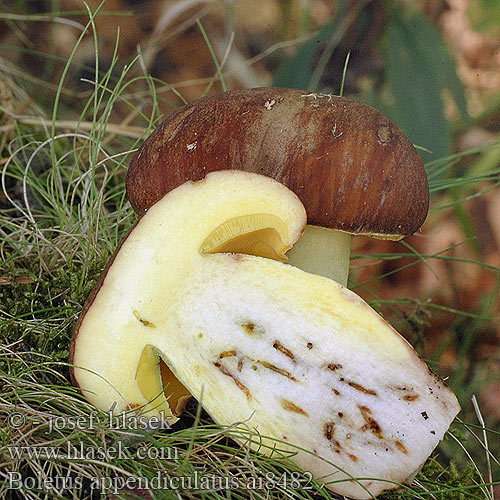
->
[385, 6, 467, 164]
[467, 0, 500, 36]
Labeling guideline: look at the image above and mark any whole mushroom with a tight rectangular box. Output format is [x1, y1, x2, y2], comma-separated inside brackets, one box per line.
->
[127, 87, 429, 285]
[70, 89, 459, 500]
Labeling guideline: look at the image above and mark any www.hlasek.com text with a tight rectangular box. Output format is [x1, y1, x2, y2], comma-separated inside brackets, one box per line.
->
[7, 441, 178, 461]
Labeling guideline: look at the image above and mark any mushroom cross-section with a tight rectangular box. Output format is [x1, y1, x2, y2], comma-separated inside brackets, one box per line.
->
[71, 170, 459, 500]
[126, 87, 429, 286]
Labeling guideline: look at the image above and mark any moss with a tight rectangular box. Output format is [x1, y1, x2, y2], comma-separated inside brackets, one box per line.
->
[0, 258, 106, 368]
[376, 456, 478, 499]
[416, 458, 478, 499]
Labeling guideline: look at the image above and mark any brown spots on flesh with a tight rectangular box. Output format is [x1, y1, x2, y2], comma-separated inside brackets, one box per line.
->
[327, 363, 342, 371]
[240, 321, 266, 336]
[273, 340, 295, 361]
[404, 394, 420, 402]
[348, 453, 358, 462]
[348, 381, 377, 396]
[324, 422, 335, 440]
[237, 358, 243, 372]
[332, 388, 340, 396]
[133, 310, 155, 328]
[280, 398, 309, 416]
[306, 342, 313, 349]
[241, 322, 256, 335]
[214, 362, 251, 400]
[358, 405, 384, 439]
[257, 360, 297, 381]
[338, 412, 344, 418]
[219, 350, 237, 358]
[357, 406, 409, 454]
[332, 439, 343, 453]
[361, 420, 383, 438]
[392, 385, 419, 402]
[337, 377, 378, 395]
[395, 440, 408, 454]
[358, 405, 372, 415]
[323, 422, 349, 456]
[322, 423, 342, 452]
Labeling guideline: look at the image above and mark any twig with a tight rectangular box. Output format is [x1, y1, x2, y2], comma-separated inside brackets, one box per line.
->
[0, 118, 145, 138]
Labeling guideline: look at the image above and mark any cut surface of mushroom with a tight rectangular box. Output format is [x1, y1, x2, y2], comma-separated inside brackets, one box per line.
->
[71, 171, 306, 418]
[71, 170, 459, 499]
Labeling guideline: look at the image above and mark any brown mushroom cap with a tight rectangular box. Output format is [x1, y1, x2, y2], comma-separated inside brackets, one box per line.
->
[127, 87, 429, 239]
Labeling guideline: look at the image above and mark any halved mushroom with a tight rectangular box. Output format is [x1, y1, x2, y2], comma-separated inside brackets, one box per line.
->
[71, 170, 459, 500]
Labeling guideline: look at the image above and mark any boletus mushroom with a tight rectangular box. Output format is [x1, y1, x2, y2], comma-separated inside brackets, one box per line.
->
[71, 167, 459, 499]
[126, 87, 429, 286]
